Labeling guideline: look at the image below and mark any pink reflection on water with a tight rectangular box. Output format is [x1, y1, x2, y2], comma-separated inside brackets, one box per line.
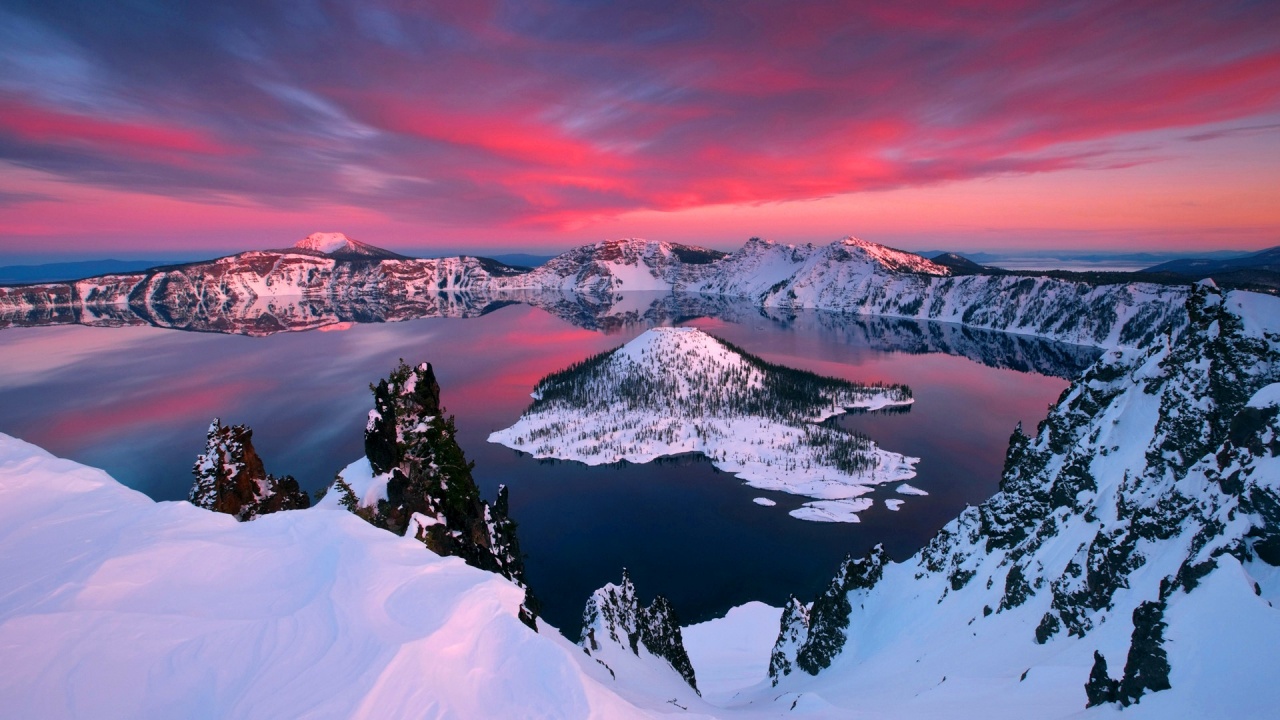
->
[34, 379, 272, 448]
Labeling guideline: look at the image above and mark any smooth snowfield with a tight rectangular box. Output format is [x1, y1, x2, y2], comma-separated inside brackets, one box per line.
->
[683, 602, 782, 704]
[0, 434, 662, 719]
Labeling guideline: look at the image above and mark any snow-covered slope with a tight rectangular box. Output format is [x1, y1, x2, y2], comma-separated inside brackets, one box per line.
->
[677, 237, 1185, 349]
[2, 279, 1277, 717]
[0, 434, 666, 719]
[743, 283, 1280, 717]
[683, 235, 948, 298]
[0, 249, 525, 336]
[495, 237, 726, 295]
[490, 327, 918, 522]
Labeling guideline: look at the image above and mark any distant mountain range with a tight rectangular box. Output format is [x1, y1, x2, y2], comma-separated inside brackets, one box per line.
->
[918, 249, 1253, 265]
[1142, 245, 1280, 273]
[927, 245, 1280, 293]
[0, 233, 1199, 348]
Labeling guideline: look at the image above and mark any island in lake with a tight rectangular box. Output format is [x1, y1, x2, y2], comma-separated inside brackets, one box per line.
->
[490, 326, 921, 522]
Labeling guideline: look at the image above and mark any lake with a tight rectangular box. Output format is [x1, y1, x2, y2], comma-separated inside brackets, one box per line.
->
[0, 296, 1092, 633]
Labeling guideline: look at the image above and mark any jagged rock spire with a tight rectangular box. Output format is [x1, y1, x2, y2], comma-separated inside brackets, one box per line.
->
[579, 571, 699, 693]
[345, 360, 537, 627]
[793, 544, 887, 676]
[768, 595, 810, 684]
[189, 418, 309, 521]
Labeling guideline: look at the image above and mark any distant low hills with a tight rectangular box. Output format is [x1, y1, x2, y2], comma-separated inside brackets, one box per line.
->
[0, 259, 182, 285]
[1138, 246, 1280, 292]
[926, 246, 1280, 294]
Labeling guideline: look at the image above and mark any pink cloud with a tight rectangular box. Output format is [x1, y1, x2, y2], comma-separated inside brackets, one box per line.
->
[0, 0, 1277, 254]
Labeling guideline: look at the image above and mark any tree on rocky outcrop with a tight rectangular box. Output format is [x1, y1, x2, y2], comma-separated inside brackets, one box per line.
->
[189, 418, 309, 521]
[347, 360, 538, 627]
[794, 544, 886, 676]
[579, 570, 699, 693]
[768, 595, 810, 684]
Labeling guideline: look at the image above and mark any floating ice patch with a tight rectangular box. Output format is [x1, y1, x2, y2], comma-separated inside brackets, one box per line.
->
[896, 483, 928, 496]
[788, 498, 873, 523]
[753, 497, 777, 506]
[884, 499, 905, 511]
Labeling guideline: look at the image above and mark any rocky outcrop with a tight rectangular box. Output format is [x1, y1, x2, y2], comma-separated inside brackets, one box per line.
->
[579, 570, 699, 692]
[189, 419, 309, 520]
[762, 282, 1279, 708]
[793, 544, 886, 675]
[339, 360, 536, 626]
[767, 595, 810, 684]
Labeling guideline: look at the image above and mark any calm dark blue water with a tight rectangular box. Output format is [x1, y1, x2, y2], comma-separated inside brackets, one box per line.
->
[0, 302, 1083, 632]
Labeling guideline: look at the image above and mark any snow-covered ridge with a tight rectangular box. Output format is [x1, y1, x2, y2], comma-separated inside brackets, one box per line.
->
[0, 247, 523, 336]
[835, 236, 952, 275]
[497, 235, 1186, 350]
[490, 327, 919, 522]
[494, 237, 727, 295]
[675, 237, 1186, 350]
[1, 233, 1190, 351]
[292, 231, 406, 259]
[0, 433, 677, 719]
[294, 231, 358, 254]
[753, 285, 1280, 716]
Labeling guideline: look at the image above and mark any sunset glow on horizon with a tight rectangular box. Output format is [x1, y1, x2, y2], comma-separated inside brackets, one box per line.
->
[1, 0, 1278, 260]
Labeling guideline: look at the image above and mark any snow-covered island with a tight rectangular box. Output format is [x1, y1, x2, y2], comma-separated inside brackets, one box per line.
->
[489, 326, 918, 522]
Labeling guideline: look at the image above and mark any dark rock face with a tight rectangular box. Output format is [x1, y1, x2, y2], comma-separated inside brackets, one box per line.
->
[1085, 650, 1120, 707]
[638, 596, 698, 692]
[578, 570, 699, 693]
[1118, 600, 1172, 705]
[189, 419, 309, 521]
[768, 595, 810, 684]
[580, 570, 640, 653]
[793, 544, 887, 676]
[348, 360, 535, 626]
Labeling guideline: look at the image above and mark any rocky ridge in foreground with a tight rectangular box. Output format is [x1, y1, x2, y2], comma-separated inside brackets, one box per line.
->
[763, 282, 1280, 714]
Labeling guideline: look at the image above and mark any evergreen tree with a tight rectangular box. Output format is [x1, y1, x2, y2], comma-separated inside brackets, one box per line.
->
[343, 360, 538, 625]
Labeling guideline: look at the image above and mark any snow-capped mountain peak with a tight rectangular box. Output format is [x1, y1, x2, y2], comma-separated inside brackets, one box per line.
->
[831, 236, 951, 276]
[293, 232, 405, 259]
[295, 232, 355, 253]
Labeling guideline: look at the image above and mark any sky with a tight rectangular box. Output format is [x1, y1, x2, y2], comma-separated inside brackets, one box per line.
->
[0, 0, 1278, 262]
